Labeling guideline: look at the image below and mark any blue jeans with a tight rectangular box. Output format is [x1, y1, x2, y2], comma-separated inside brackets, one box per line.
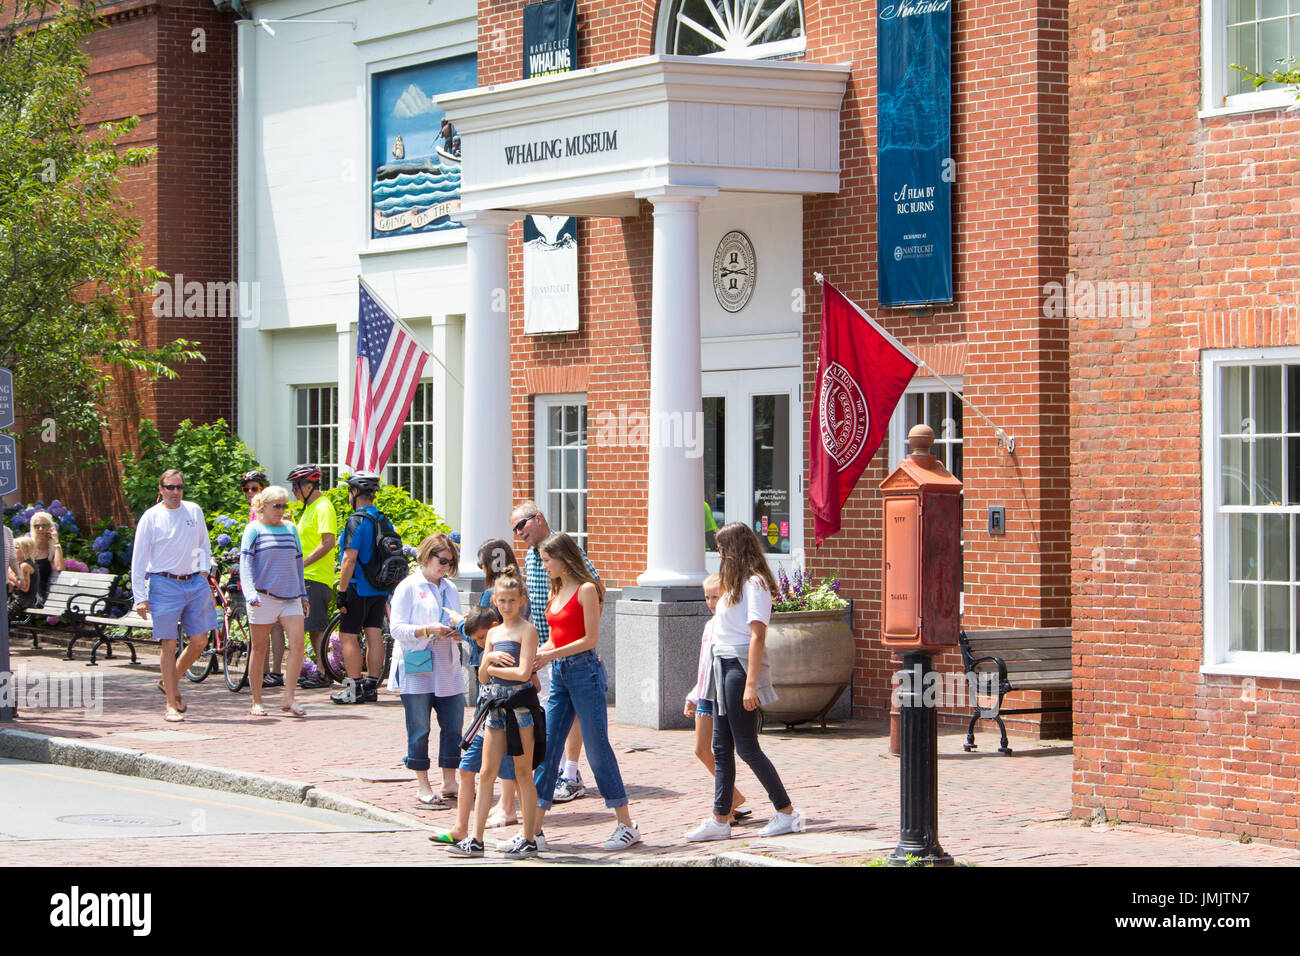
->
[401, 692, 464, 772]
[533, 651, 627, 810]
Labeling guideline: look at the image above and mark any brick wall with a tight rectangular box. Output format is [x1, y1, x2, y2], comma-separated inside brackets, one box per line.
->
[18, 0, 236, 525]
[482, 0, 1072, 723]
[1070, 1, 1300, 846]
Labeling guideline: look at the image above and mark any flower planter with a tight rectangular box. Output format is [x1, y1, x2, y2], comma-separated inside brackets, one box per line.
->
[762, 607, 854, 729]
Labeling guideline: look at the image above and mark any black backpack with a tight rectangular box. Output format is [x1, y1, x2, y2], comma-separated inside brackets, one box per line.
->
[349, 510, 407, 591]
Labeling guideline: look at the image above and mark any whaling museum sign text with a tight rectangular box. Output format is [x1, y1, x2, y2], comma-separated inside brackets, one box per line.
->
[504, 130, 619, 166]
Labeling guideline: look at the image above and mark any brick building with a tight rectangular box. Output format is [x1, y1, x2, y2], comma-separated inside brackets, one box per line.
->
[16, 0, 239, 521]
[440, 0, 1073, 732]
[1070, 1, 1300, 845]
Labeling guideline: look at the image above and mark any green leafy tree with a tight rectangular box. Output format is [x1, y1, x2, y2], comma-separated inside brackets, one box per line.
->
[296, 483, 452, 554]
[120, 419, 263, 520]
[0, 0, 202, 461]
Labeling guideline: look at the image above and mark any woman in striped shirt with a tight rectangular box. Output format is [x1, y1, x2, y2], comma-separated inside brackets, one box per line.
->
[240, 486, 309, 718]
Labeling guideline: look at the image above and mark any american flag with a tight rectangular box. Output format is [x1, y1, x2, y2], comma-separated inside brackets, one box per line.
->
[345, 279, 431, 473]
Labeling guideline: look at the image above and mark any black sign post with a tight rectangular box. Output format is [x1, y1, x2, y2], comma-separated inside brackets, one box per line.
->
[0, 367, 15, 720]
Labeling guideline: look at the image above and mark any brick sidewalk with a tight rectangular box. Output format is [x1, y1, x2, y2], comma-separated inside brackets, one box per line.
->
[4, 643, 1299, 866]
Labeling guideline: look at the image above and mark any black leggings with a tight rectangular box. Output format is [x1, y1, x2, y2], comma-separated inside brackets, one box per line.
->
[712, 657, 790, 817]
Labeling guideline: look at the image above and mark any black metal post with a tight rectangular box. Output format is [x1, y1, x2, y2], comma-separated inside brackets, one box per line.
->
[889, 650, 952, 865]
[1, 557, 14, 720]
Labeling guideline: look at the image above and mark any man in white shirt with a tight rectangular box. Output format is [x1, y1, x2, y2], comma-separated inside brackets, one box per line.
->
[131, 470, 217, 722]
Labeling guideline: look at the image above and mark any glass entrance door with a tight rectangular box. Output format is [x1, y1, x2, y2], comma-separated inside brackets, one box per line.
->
[702, 367, 802, 574]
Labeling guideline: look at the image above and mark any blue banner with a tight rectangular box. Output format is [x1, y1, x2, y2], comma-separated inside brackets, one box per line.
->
[877, 1, 953, 307]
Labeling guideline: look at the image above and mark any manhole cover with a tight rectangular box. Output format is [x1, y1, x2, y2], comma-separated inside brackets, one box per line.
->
[56, 814, 181, 828]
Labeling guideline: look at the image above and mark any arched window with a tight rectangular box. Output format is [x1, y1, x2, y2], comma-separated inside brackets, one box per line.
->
[657, 0, 805, 59]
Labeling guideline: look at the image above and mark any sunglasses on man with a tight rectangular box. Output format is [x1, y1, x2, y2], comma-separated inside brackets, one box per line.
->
[513, 513, 538, 535]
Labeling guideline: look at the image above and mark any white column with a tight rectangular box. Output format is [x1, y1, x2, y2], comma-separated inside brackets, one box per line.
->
[458, 210, 519, 582]
[636, 188, 716, 587]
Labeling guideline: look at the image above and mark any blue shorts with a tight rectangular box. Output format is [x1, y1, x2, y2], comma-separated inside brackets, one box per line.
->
[696, 698, 714, 717]
[458, 732, 516, 780]
[148, 574, 216, 642]
[485, 707, 534, 731]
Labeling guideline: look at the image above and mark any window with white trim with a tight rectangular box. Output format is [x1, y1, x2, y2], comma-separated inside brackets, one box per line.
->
[888, 377, 963, 480]
[534, 394, 588, 551]
[386, 381, 436, 504]
[294, 386, 340, 488]
[657, 0, 805, 59]
[1205, 350, 1300, 677]
[1204, 1, 1300, 112]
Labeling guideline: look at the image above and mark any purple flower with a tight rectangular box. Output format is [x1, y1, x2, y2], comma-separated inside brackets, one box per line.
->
[216, 533, 232, 548]
[65, 558, 90, 572]
[300, 657, 318, 678]
[48, 500, 67, 518]
[97, 552, 113, 567]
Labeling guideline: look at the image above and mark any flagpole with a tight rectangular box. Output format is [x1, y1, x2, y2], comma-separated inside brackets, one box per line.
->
[813, 272, 1015, 454]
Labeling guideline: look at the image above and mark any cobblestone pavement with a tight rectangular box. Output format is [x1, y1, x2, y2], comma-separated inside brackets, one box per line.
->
[4, 643, 1299, 867]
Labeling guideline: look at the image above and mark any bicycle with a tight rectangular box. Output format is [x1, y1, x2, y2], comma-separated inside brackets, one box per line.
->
[178, 559, 251, 692]
[318, 609, 393, 685]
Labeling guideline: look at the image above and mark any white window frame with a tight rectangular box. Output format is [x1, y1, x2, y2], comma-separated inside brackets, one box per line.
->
[1203, 346, 1300, 680]
[655, 0, 806, 60]
[1201, 0, 1300, 116]
[294, 385, 341, 488]
[385, 380, 436, 504]
[534, 393, 589, 551]
[888, 376, 964, 476]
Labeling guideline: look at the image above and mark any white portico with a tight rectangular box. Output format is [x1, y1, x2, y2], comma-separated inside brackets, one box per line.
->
[441, 55, 849, 594]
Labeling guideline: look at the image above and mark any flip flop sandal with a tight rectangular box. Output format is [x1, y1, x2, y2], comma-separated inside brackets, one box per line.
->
[280, 704, 307, 718]
[732, 808, 753, 823]
[428, 832, 458, 845]
[249, 704, 270, 717]
[416, 793, 449, 809]
[157, 681, 187, 713]
[164, 709, 185, 723]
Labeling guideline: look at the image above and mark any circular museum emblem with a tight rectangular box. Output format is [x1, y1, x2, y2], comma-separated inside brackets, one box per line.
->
[713, 230, 757, 313]
[819, 362, 869, 471]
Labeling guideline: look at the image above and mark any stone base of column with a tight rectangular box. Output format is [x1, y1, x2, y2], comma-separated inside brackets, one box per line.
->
[615, 588, 709, 729]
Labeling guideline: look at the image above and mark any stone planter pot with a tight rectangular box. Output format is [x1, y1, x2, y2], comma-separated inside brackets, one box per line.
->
[762, 607, 854, 728]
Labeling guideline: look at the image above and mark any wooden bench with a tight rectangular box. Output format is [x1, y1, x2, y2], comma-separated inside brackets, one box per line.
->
[10, 570, 151, 664]
[959, 628, 1072, 755]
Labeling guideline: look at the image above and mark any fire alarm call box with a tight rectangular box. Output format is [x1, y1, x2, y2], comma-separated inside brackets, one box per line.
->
[879, 425, 962, 649]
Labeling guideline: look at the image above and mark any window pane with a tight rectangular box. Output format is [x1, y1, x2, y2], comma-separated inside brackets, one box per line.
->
[907, 393, 924, 428]
[1257, 437, 1283, 504]
[752, 394, 791, 554]
[549, 407, 562, 447]
[564, 449, 580, 490]
[950, 443, 963, 482]
[1222, 366, 1251, 434]
[1230, 513, 1257, 580]
[704, 396, 725, 551]
[1256, 364, 1283, 433]
[1263, 513, 1290, 580]
[548, 450, 561, 490]
[564, 492, 579, 534]
[1230, 582, 1258, 652]
[1229, 24, 1259, 93]
[927, 391, 944, 430]
[1222, 437, 1251, 505]
[1228, 0, 1256, 22]
[1261, 19, 1289, 76]
[549, 492, 561, 527]
[1263, 584, 1290, 652]
[1261, 0, 1288, 19]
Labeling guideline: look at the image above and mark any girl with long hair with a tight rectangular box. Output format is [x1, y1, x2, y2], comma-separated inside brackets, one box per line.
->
[685, 522, 804, 842]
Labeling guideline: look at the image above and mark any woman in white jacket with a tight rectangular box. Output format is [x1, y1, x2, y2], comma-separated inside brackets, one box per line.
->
[388, 533, 464, 807]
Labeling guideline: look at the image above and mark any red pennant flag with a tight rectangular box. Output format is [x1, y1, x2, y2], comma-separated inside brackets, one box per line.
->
[810, 279, 920, 545]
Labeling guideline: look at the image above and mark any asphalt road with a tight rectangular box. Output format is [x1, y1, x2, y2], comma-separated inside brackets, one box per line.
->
[0, 757, 408, 842]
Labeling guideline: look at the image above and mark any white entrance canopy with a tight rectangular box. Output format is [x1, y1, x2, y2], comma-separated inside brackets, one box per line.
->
[439, 54, 850, 218]
[440, 54, 848, 588]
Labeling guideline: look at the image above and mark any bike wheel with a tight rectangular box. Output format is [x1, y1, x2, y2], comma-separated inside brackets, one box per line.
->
[320, 612, 346, 683]
[223, 614, 251, 693]
[179, 631, 215, 683]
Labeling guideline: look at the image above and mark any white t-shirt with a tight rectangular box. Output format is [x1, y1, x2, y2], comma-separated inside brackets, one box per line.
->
[130, 501, 212, 601]
[712, 575, 774, 657]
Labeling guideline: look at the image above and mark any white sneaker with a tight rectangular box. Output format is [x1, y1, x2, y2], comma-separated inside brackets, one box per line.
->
[601, 821, 641, 850]
[758, 809, 805, 837]
[685, 818, 732, 842]
[495, 830, 546, 851]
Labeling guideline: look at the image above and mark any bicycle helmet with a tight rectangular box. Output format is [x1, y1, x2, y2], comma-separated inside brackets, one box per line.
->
[346, 471, 381, 497]
[286, 463, 323, 484]
[240, 470, 269, 489]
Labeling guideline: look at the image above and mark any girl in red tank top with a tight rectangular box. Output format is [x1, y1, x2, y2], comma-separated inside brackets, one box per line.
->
[533, 532, 642, 851]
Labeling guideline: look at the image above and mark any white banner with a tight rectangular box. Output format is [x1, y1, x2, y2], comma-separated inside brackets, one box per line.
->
[523, 214, 579, 334]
